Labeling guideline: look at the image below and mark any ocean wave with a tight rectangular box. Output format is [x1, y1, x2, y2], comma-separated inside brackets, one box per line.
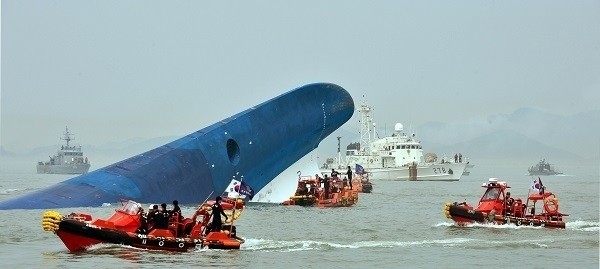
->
[436, 221, 543, 230]
[241, 237, 481, 251]
[0, 188, 20, 195]
[566, 220, 600, 232]
[437, 220, 600, 232]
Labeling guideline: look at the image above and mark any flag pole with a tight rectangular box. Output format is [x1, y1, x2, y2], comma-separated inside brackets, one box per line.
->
[229, 175, 242, 235]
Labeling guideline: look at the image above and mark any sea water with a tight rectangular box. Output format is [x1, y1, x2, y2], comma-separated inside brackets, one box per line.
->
[0, 162, 598, 269]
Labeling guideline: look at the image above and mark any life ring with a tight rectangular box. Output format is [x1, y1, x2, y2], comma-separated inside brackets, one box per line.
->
[544, 198, 559, 214]
[158, 240, 165, 247]
[178, 242, 185, 248]
[369, 159, 373, 164]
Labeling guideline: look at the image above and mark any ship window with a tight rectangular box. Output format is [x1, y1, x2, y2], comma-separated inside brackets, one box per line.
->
[401, 146, 405, 149]
[482, 188, 500, 200]
[226, 138, 240, 166]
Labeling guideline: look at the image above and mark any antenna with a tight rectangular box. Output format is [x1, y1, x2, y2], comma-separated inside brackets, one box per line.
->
[337, 136, 342, 167]
[357, 98, 373, 154]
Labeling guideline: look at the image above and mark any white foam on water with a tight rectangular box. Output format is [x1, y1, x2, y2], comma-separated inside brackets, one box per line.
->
[0, 188, 20, 194]
[241, 237, 479, 251]
[566, 220, 600, 232]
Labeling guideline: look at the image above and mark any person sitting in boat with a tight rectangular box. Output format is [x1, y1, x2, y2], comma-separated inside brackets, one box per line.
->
[210, 196, 228, 232]
[301, 183, 309, 195]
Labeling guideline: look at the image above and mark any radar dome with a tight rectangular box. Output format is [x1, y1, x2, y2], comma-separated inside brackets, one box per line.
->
[394, 123, 404, 132]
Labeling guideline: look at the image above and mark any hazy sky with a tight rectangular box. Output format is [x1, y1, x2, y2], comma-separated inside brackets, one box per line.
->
[2, 1, 599, 152]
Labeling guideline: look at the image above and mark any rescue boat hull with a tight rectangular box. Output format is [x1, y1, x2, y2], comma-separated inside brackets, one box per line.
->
[55, 219, 241, 252]
[446, 204, 566, 229]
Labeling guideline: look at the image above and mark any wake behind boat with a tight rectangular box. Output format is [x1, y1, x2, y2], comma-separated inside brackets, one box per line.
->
[444, 178, 567, 228]
[36, 127, 90, 174]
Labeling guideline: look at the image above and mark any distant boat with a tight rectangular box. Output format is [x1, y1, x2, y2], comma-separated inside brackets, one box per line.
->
[321, 99, 471, 181]
[36, 127, 90, 174]
[528, 159, 562, 176]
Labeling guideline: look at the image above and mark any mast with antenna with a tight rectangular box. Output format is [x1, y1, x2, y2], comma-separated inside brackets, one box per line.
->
[357, 97, 373, 155]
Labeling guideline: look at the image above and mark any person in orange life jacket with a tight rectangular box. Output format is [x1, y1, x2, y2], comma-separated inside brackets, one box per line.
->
[136, 206, 148, 234]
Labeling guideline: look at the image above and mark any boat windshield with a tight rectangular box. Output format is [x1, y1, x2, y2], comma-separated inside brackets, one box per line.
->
[481, 188, 500, 201]
[119, 200, 142, 215]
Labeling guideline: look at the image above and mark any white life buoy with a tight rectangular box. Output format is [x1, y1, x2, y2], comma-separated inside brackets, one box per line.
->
[158, 240, 164, 247]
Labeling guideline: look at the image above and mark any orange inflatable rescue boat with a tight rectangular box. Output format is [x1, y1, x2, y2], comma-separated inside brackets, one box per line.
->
[444, 178, 567, 228]
[282, 175, 359, 207]
[42, 197, 245, 252]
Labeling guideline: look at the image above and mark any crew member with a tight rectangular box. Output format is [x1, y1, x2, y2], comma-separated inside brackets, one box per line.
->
[171, 200, 182, 221]
[151, 203, 169, 230]
[136, 207, 148, 234]
[505, 192, 514, 215]
[346, 166, 353, 190]
[210, 196, 228, 232]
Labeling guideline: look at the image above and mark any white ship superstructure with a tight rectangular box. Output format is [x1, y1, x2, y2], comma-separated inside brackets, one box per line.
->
[331, 100, 471, 181]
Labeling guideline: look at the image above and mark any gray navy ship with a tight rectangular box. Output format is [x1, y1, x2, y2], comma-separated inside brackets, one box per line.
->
[528, 159, 562, 176]
[36, 127, 90, 174]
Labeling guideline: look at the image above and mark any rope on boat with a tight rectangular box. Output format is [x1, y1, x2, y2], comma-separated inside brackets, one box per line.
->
[42, 211, 62, 232]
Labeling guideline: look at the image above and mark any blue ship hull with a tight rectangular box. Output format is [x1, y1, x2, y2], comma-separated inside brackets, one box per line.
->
[0, 83, 354, 209]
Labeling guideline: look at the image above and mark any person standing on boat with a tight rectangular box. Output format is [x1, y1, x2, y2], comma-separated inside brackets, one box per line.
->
[316, 174, 324, 187]
[210, 196, 228, 232]
[504, 192, 514, 216]
[323, 174, 331, 199]
[346, 166, 353, 190]
[151, 204, 169, 230]
[331, 169, 339, 180]
[136, 207, 149, 234]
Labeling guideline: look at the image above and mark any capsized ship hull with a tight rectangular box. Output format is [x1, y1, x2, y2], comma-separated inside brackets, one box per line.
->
[0, 83, 354, 209]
